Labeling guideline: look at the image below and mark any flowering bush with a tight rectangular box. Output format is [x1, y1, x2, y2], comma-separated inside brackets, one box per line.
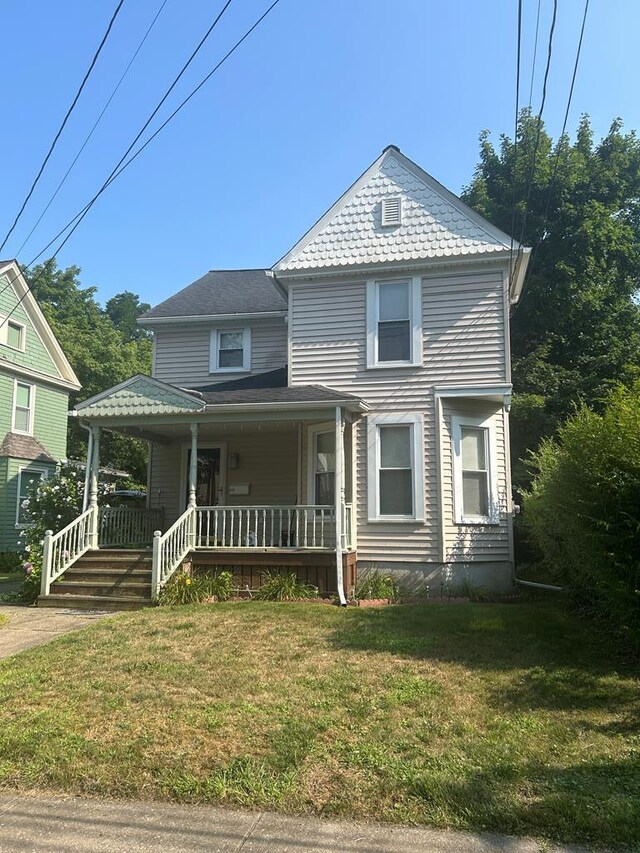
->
[17, 463, 106, 603]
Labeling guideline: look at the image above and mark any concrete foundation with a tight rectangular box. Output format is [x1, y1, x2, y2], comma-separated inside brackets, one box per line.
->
[357, 560, 514, 595]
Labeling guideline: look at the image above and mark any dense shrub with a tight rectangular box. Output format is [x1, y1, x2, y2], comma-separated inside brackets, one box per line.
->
[159, 570, 234, 605]
[524, 383, 640, 648]
[0, 552, 21, 575]
[253, 571, 318, 601]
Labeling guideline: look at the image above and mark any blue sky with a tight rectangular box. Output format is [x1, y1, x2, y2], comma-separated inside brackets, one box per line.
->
[1, 0, 637, 307]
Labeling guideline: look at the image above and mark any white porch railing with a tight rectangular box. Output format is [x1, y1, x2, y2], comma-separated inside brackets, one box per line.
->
[98, 506, 164, 547]
[193, 505, 353, 550]
[151, 506, 195, 599]
[40, 506, 97, 597]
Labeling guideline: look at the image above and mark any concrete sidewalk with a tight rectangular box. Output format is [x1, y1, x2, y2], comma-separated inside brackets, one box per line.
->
[0, 794, 588, 852]
[0, 606, 113, 659]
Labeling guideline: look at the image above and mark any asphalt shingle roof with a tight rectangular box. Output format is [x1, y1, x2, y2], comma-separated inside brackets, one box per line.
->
[0, 432, 56, 463]
[141, 270, 286, 320]
[198, 384, 362, 407]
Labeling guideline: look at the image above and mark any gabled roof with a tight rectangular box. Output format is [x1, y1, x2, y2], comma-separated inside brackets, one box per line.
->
[0, 432, 56, 463]
[73, 375, 205, 418]
[139, 269, 287, 324]
[273, 145, 528, 282]
[0, 260, 81, 390]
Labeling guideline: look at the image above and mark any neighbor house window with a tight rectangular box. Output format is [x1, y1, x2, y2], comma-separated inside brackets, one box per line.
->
[16, 468, 47, 526]
[209, 328, 251, 372]
[451, 415, 498, 524]
[366, 277, 422, 367]
[367, 413, 424, 521]
[0, 317, 25, 351]
[13, 381, 34, 434]
[310, 428, 335, 505]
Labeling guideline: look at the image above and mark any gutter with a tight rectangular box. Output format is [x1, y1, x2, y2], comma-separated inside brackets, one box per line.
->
[138, 311, 287, 326]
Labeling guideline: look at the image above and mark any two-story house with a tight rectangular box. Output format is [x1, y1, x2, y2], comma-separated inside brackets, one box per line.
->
[0, 260, 81, 554]
[39, 146, 530, 608]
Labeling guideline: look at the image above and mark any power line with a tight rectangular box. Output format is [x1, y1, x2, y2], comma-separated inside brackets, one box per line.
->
[0, 0, 280, 328]
[527, 0, 542, 107]
[27, 0, 281, 270]
[15, 0, 170, 259]
[507, 0, 523, 292]
[0, 0, 126, 254]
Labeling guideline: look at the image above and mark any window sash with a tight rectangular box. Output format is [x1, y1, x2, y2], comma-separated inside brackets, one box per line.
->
[7, 322, 23, 349]
[378, 424, 414, 517]
[367, 277, 421, 368]
[452, 418, 496, 523]
[16, 470, 45, 526]
[210, 329, 249, 372]
[13, 383, 33, 433]
[313, 430, 335, 504]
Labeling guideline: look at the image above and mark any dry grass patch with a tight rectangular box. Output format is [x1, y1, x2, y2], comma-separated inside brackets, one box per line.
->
[0, 601, 638, 848]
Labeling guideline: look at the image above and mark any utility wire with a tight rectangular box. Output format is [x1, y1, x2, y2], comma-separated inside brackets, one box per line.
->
[15, 0, 169, 259]
[527, 0, 542, 107]
[0, 0, 126, 253]
[513, 0, 590, 314]
[507, 0, 523, 292]
[0, 0, 280, 327]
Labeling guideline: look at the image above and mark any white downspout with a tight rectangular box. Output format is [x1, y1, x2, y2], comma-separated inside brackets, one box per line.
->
[335, 405, 347, 606]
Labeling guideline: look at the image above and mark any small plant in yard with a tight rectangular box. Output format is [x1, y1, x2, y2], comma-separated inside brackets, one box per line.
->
[353, 569, 399, 601]
[444, 577, 492, 603]
[159, 569, 234, 605]
[253, 570, 318, 601]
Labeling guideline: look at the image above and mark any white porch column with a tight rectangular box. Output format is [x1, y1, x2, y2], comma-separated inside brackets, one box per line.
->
[334, 406, 347, 606]
[188, 423, 199, 508]
[88, 426, 101, 548]
[81, 426, 94, 513]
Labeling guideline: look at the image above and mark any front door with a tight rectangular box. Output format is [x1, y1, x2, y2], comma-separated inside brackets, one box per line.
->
[186, 448, 221, 507]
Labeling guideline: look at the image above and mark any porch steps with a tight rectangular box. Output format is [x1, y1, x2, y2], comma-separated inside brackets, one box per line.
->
[38, 549, 154, 611]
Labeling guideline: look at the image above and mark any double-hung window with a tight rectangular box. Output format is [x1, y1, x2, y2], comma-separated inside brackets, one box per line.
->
[309, 428, 335, 505]
[366, 277, 422, 368]
[452, 415, 497, 524]
[16, 468, 47, 527]
[367, 413, 424, 521]
[13, 381, 34, 434]
[209, 328, 251, 372]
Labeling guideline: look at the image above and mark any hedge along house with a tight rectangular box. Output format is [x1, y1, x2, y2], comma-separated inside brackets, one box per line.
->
[0, 260, 81, 554]
[39, 145, 530, 609]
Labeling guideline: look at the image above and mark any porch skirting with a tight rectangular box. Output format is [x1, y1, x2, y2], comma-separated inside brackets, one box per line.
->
[192, 550, 357, 596]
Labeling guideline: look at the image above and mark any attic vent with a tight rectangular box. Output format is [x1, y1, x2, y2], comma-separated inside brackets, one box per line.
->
[381, 196, 402, 226]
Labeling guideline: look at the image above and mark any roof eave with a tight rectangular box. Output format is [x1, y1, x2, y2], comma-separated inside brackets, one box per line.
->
[138, 311, 287, 326]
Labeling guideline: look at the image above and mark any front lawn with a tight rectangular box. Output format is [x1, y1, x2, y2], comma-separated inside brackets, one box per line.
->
[0, 601, 637, 848]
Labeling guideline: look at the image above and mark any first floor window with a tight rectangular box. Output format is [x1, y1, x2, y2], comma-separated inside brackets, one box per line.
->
[16, 469, 46, 526]
[452, 415, 496, 524]
[210, 328, 250, 372]
[313, 430, 335, 505]
[367, 413, 424, 521]
[13, 382, 33, 433]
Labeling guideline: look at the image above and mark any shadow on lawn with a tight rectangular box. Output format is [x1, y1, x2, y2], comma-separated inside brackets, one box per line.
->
[329, 603, 640, 715]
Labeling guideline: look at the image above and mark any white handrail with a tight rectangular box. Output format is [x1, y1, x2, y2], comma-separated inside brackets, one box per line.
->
[151, 506, 195, 599]
[40, 506, 97, 597]
[194, 505, 339, 550]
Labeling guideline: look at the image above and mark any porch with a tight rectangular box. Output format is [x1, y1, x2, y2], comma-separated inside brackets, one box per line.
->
[39, 375, 366, 607]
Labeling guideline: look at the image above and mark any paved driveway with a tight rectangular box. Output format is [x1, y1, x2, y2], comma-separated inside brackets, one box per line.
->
[0, 606, 113, 659]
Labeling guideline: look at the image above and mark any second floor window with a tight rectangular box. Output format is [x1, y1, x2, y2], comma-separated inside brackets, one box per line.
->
[210, 328, 251, 372]
[13, 382, 34, 434]
[366, 277, 422, 368]
[0, 317, 25, 351]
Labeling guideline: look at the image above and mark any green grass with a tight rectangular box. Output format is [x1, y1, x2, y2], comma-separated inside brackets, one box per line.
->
[0, 601, 637, 848]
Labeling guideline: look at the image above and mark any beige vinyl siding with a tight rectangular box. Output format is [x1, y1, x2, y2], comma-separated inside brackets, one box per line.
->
[152, 318, 287, 386]
[149, 425, 298, 527]
[289, 265, 509, 564]
[440, 399, 510, 562]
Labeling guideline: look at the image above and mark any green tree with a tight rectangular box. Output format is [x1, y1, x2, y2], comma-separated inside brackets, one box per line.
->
[24, 260, 152, 482]
[462, 113, 640, 486]
[105, 291, 151, 342]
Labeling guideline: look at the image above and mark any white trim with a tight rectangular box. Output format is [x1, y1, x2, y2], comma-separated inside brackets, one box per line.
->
[366, 275, 422, 368]
[12, 379, 35, 435]
[0, 315, 26, 352]
[0, 261, 80, 389]
[451, 414, 499, 525]
[435, 383, 512, 406]
[209, 328, 251, 374]
[306, 422, 334, 504]
[367, 412, 424, 523]
[139, 311, 287, 326]
[15, 465, 49, 528]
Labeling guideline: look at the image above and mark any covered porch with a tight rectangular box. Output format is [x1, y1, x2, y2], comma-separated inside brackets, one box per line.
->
[41, 375, 366, 605]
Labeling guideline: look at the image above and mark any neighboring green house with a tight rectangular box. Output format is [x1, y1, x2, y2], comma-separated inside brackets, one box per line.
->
[0, 260, 80, 554]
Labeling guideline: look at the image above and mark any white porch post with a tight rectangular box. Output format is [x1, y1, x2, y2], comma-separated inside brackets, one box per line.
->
[88, 426, 101, 548]
[334, 406, 347, 606]
[188, 423, 198, 508]
[82, 426, 94, 513]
